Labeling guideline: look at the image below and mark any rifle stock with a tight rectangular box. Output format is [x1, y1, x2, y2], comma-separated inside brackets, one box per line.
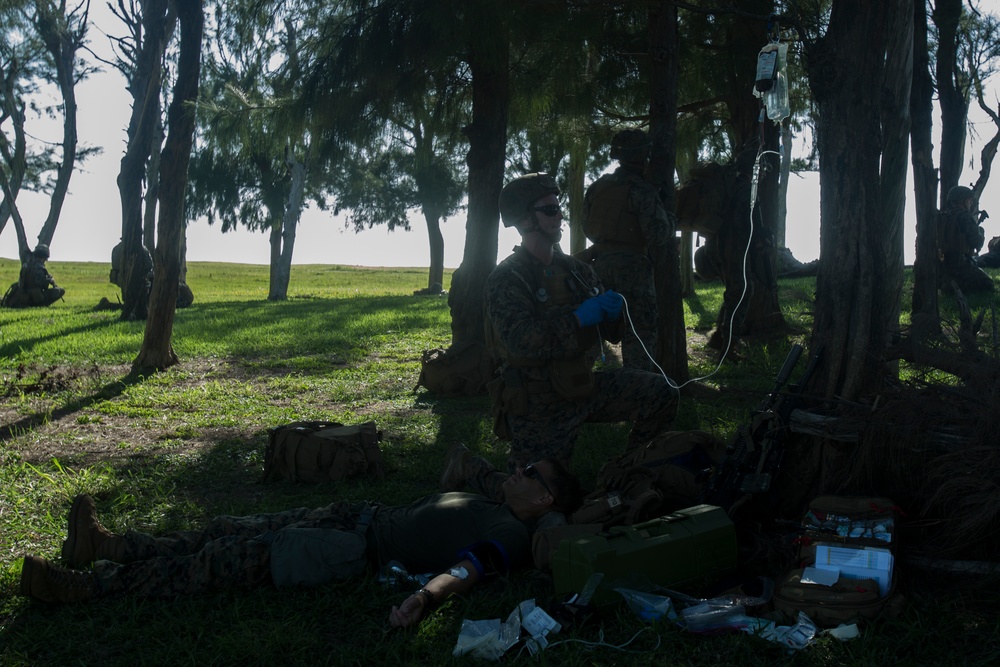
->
[705, 344, 820, 518]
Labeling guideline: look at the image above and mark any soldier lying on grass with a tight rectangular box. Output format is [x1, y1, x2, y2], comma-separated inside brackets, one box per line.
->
[19, 458, 582, 629]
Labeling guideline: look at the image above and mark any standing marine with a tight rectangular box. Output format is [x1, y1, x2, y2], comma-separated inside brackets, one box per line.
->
[582, 128, 673, 370]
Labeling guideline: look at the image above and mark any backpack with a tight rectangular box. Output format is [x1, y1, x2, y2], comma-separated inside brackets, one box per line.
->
[414, 341, 495, 397]
[674, 162, 738, 236]
[570, 430, 728, 529]
[262, 421, 384, 483]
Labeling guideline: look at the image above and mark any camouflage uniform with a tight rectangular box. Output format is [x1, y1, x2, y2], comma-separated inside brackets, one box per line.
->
[485, 246, 678, 471]
[12, 256, 65, 307]
[583, 164, 672, 371]
[91, 502, 360, 597]
[939, 205, 993, 293]
[87, 495, 535, 598]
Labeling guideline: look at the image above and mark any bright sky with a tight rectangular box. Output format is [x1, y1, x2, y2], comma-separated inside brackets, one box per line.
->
[3, 6, 1000, 269]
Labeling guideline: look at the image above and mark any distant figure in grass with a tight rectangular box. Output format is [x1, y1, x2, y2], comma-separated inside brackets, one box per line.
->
[1, 244, 65, 308]
[19, 459, 582, 629]
[109, 240, 194, 308]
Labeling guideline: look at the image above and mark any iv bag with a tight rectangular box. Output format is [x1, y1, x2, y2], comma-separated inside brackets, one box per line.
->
[763, 43, 790, 122]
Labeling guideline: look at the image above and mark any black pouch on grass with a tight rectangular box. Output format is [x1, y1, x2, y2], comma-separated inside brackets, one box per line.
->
[263, 421, 384, 483]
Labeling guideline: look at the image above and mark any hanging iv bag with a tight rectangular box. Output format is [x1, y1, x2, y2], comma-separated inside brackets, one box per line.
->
[754, 42, 790, 122]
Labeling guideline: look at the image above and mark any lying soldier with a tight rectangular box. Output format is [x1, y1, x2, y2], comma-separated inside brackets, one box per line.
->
[19, 458, 582, 629]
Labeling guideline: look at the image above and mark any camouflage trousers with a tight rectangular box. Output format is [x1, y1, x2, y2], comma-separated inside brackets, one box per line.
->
[941, 254, 995, 294]
[505, 367, 678, 471]
[592, 252, 658, 371]
[91, 502, 360, 598]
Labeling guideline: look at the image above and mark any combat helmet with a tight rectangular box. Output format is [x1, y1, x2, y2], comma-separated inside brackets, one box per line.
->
[947, 185, 974, 205]
[32, 244, 50, 259]
[499, 173, 560, 228]
[610, 129, 651, 161]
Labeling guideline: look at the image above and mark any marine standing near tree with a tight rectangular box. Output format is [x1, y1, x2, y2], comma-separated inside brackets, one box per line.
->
[582, 129, 672, 371]
[938, 185, 994, 294]
[485, 173, 679, 472]
[705, 150, 772, 351]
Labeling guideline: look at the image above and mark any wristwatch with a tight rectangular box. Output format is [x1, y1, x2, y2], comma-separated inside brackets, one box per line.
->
[415, 588, 436, 610]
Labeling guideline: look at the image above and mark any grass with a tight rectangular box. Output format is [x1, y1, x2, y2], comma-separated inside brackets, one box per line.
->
[1, 259, 999, 666]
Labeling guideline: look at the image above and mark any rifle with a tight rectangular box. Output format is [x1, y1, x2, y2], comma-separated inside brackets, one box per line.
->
[704, 343, 821, 519]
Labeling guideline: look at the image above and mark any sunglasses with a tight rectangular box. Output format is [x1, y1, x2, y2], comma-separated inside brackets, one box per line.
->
[524, 464, 554, 497]
[533, 204, 563, 217]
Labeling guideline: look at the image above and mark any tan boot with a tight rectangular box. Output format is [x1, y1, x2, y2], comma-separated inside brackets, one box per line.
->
[20, 555, 97, 604]
[61, 494, 114, 567]
[439, 443, 472, 492]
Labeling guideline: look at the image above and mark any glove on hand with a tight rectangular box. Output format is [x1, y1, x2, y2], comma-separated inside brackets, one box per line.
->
[598, 290, 624, 320]
[574, 296, 605, 327]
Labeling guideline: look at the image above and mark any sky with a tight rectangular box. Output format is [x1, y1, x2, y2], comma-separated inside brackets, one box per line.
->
[3, 6, 1000, 270]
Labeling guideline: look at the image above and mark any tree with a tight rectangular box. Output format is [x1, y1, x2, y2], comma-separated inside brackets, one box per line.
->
[328, 71, 466, 294]
[0, 0, 95, 260]
[110, 0, 173, 320]
[31, 0, 92, 248]
[799, 0, 913, 400]
[189, 10, 327, 301]
[133, 0, 202, 371]
[911, 0, 940, 319]
[648, 0, 686, 381]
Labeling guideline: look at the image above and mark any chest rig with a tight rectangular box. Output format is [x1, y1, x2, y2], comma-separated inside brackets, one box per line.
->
[532, 256, 600, 311]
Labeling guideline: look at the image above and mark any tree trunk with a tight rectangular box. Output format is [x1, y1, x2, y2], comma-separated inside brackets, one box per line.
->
[449, 27, 508, 348]
[911, 0, 939, 320]
[0, 62, 29, 243]
[118, 0, 169, 322]
[805, 0, 911, 401]
[567, 137, 588, 256]
[776, 119, 792, 247]
[424, 211, 445, 291]
[933, 0, 968, 201]
[268, 148, 306, 301]
[36, 15, 81, 247]
[647, 0, 687, 382]
[0, 173, 29, 259]
[143, 114, 165, 252]
[133, 0, 202, 372]
[742, 121, 785, 337]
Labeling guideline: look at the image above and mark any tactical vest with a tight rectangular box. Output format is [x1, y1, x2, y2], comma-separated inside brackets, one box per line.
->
[584, 179, 646, 253]
[937, 208, 968, 256]
[486, 253, 600, 403]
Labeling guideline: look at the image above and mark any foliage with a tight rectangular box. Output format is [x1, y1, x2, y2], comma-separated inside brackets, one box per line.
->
[1, 262, 999, 665]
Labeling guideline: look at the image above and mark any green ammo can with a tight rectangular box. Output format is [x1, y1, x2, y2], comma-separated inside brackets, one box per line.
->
[551, 504, 737, 607]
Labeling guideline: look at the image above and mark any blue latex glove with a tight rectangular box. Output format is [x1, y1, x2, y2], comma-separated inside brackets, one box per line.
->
[598, 290, 624, 320]
[573, 295, 605, 327]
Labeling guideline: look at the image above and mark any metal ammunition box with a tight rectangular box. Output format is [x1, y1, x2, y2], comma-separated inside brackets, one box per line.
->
[552, 504, 737, 607]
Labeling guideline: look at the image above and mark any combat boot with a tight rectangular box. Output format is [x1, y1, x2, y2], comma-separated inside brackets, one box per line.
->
[439, 443, 472, 492]
[61, 494, 115, 567]
[20, 555, 97, 604]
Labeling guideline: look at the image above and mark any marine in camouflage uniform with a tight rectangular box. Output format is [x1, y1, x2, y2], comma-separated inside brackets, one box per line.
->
[583, 129, 673, 371]
[22, 464, 582, 630]
[939, 185, 994, 294]
[487, 173, 679, 472]
[3, 244, 65, 308]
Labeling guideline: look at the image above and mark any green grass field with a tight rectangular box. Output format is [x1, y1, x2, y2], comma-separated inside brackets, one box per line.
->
[1, 259, 998, 666]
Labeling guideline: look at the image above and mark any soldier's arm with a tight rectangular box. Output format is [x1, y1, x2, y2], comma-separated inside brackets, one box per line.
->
[388, 558, 481, 628]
